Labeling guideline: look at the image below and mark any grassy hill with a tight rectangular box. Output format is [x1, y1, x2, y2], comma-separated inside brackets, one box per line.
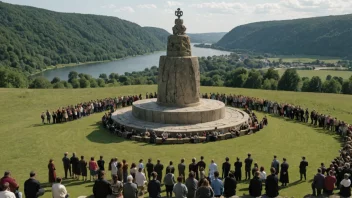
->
[188, 32, 227, 44]
[217, 14, 352, 58]
[0, 2, 167, 75]
[0, 86, 350, 197]
[143, 27, 170, 44]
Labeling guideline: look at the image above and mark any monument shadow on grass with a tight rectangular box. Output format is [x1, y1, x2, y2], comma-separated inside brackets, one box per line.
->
[86, 122, 128, 144]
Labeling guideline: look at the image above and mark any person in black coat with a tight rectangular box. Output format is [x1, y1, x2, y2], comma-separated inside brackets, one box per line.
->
[189, 158, 198, 180]
[93, 171, 112, 198]
[234, 157, 242, 181]
[62, 152, 71, 179]
[70, 153, 79, 179]
[222, 157, 231, 179]
[249, 171, 262, 197]
[154, 160, 164, 183]
[223, 172, 237, 197]
[24, 171, 44, 198]
[244, 153, 253, 180]
[280, 158, 289, 186]
[148, 172, 161, 198]
[97, 156, 105, 171]
[265, 168, 279, 197]
[299, 157, 308, 180]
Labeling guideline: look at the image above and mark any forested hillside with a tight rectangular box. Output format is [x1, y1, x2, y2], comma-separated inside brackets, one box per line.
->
[0, 1, 167, 75]
[143, 27, 170, 44]
[188, 32, 227, 43]
[216, 14, 352, 58]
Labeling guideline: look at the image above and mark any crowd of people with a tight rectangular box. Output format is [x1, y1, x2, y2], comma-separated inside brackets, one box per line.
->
[29, 92, 352, 197]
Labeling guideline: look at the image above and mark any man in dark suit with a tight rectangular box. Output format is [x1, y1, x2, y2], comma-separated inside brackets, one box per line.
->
[97, 156, 105, 171]
[249, 171, 262, 197]
[222, 157, 231, 179]
[24, 171, 44, 198]
[148, 172, 161, 198]
[271, 155, 280, 175]
[234, 157, 242, 181]
[189, 158, 198, 180]
[265, 168, 279, 198]
[245, 153, 253, 180]
[146, 158, 154, 181]
[93, 171, 111, 198]
[299, 157, 309, 180]
[166, 161, 175, 174]
[154, 160, 164, 183]
[197, 156, 206, 180]
[178, 159, 186, 183]
[223, 172, 237, 197]
[62, 152, 71, 179]
[312, 168, 325, 196]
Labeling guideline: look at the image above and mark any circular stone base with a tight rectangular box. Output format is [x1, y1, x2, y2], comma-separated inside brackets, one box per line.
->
[132, 99, 225, 124]
[112, 103, 249, 136]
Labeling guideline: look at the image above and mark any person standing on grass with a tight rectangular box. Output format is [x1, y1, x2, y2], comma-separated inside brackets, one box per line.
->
[24, 171, 45, 198]
[146, 158, 154, 181]
[265, 168, 279, 198]
[249, 171, 262, 197]
[195, 179, 214, 198]
[89, 157, 99, 181]
[148, 172, 161, 198]
[280, 158, 289, 187]
[111, 158, 118, 180]
[93, 171, 112, 198]
[40, 112, 45, 124]
[223, 172, 237, 197]
[79, 156, 87, 181]
[122, 160, 129, 183]
[245, 153, 253, 180]
[312, 168, 325, 197]
[178, 159, 186, 183]
[154, 160, 164, 183]
[123, 175, 138, 198]
[166, 161, 175, 174]
[173, 176, 188, 198]
[339, 173, 351, 197]
[189, 158, 198, 181]
[271, 155, 280, 175]
[164, 169, 176, 198]
[209, 160, 218, 181]
[185, 172, 198, 198]
[97, 156, 105, 171]
[211, 171, 223, 198]
[324, 170, 336, 196]
[135, 168, 146, 197]
[51, 177, 68, 198]
[234, 157, 242, 181]
[48, 159, 56, 184]
[62, 153, 71, 179]
[197, 156, 206, 180]
[70, 153, 79, 179]
[222, 157, 231, 179]
[299, 156, 309, 181]
[110, 174, 123, 198]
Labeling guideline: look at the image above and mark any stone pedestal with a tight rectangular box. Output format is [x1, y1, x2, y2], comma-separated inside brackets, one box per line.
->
[157, 56, 200, 107]
[167, 35, 191, 57]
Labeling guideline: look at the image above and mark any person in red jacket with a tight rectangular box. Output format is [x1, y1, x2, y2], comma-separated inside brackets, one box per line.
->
[324, 170, 337, 195]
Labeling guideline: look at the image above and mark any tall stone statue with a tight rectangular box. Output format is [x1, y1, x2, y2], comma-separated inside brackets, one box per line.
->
[157, 8, 200, 107]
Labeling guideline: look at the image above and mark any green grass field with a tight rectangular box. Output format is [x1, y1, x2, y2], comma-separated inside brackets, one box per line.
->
[276, 69, 352, 81]
[267, 55, 341, 64]
[1, 86, 351, 197]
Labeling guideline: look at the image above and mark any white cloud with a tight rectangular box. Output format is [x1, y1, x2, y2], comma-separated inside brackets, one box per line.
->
[166, 1, 183, 7]
[188, 2, 252, 14]
[163, 8, 174, 14]
[114, 6, 135, 13]
[137, 4, 157, 9]
[101, 4, 116, 9]
[254, 3, 282, 14]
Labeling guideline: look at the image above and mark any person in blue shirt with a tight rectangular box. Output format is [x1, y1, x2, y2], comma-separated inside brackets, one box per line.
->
[211, 171, 223, 198]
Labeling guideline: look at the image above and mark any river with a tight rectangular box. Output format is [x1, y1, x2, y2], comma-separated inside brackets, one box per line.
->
[41, 44, 231, 80]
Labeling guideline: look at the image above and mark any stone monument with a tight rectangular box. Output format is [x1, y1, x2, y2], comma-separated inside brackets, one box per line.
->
[111, 9, 249, 136]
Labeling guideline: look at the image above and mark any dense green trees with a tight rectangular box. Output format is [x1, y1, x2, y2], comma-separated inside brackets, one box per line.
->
[0, 1, 166, 74]
[216, 14, 352, 57]
[322, 79, 342, 93]
[278, 69, 301, 91]
[29, 77, 51, 89]
[0, 67, 28, 88]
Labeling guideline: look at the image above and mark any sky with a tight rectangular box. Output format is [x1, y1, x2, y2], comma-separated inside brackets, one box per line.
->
[2, 0, 352, 33]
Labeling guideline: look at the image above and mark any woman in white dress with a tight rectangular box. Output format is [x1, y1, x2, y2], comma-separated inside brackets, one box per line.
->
[208, 160, 218, 180]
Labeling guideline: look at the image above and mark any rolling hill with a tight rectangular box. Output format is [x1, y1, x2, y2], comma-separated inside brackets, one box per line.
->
[143, 26, 170, 44]
[0, 2, 167, 75]
[216, 14, 352, 58]
[188, 32, 227, 43]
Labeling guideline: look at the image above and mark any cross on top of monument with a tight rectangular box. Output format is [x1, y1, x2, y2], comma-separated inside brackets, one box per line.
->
[175, 8, 183, 19]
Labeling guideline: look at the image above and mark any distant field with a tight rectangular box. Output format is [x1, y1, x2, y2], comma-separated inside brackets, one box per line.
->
[277, 69, 352, 80]
[267, 55, 341, 64]
[0, 86, 351, 197]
